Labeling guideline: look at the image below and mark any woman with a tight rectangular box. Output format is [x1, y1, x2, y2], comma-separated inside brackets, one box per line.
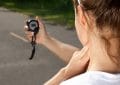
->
[25, 0, 120, 85]
[60, 0, 120, 85]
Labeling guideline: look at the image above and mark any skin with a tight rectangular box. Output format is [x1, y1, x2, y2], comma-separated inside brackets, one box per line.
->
[44, 46, 89, 85]
[44, 5, 91, 85]
[25, 14, 90, 85]
[25, 2, 120, 85]
[25, 17, 80, 63]
[25, 15, 90, 84]
[45, 4, 120, 84]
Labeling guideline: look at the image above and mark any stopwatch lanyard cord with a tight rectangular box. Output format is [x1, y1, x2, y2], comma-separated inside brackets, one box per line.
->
[29, 33, 36, 60]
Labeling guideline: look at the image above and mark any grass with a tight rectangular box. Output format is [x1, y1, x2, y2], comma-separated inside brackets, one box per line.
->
[0, 1, 75, 29]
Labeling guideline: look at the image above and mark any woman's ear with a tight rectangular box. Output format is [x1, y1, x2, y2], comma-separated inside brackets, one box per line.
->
[75, 5, 91, 46]
[76, 5, 89, 30]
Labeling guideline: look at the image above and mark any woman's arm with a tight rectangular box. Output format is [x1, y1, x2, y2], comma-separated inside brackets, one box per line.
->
[42, 36, 80, 62]
[25, 17, 79, 63]
[44, 67, 66, 85]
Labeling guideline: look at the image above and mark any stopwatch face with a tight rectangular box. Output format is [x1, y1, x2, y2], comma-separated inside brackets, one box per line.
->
[29, 21, 39, 31]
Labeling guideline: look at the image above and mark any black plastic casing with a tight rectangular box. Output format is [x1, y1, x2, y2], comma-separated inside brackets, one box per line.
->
[26, 19, 39, 34]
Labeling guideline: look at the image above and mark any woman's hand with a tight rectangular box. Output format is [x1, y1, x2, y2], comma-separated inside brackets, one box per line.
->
[44, 46, 89, 85]
[64, 46, 89, 79]
[25, 16, 49, 45]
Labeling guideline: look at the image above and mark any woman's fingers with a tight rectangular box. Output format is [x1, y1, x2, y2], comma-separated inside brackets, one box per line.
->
[24, 25, 29, 31]
[64, 46, 89, 79]
[36, 16, 43, 27]
[35, 16, 46, 32]
[24, 16, 48, 44]
[25, 31, 34, 36]
[73, 46, 89, 59]
[24, 26, 34, 41]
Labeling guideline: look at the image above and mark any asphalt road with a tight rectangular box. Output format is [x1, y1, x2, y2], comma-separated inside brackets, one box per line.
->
[0, 8, 81, 85]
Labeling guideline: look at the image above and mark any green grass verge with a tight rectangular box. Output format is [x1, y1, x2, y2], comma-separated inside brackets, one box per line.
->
[0, 1, 75, 29]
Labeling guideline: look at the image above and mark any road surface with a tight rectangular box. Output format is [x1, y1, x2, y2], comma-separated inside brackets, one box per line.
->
[0, 8, 81, 85]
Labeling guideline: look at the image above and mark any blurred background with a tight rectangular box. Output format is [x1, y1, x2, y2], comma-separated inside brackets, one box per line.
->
[0, 0, 81, 85]
[0, 0, 74, 29]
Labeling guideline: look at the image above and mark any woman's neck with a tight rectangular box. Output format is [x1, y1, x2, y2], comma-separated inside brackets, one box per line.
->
[87, 35, 120, 73]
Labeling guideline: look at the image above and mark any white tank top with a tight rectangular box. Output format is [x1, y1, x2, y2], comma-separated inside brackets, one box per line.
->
[60, 71, 120, 85]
